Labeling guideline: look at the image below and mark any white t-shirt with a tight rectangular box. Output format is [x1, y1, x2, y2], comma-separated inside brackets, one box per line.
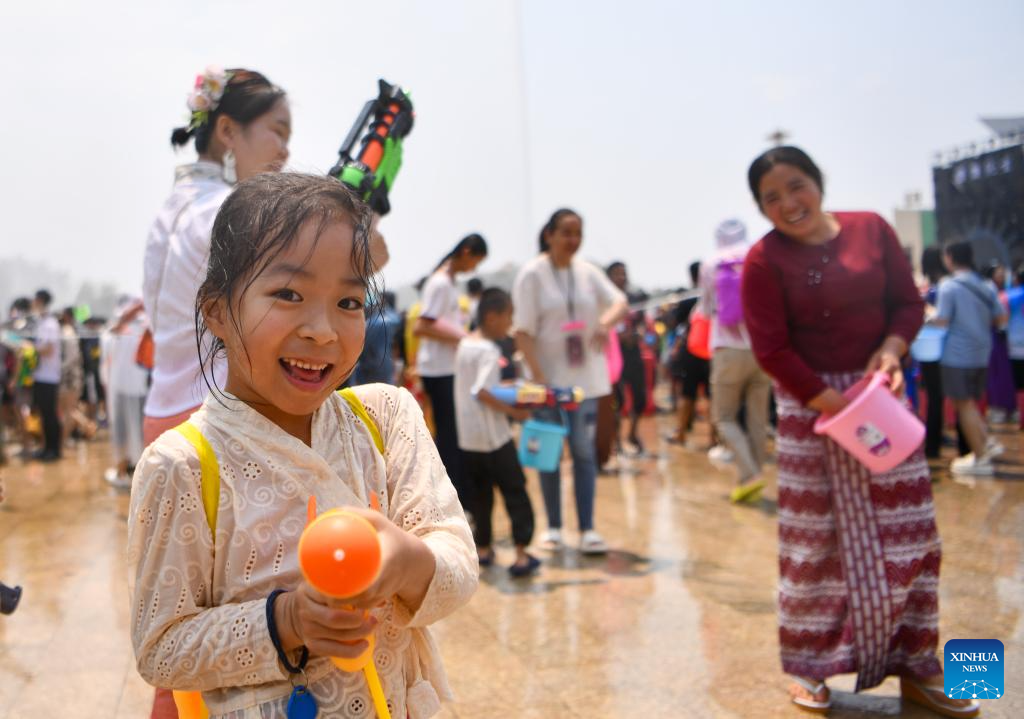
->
[102, 320, 152, 398]
[416, 270, 464, 377]
[142, 161, 231, 417]
[454, 336, 512, 453]
[512, 254, 626, 398]
[33, 315, 62, 384]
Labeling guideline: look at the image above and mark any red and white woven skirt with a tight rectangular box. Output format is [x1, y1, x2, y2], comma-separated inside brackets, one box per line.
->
[775, 372, 942, 691]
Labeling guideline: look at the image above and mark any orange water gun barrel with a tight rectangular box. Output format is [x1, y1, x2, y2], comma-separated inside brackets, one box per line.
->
[298, 501, 391, 718]
[299, 511, 381, 599]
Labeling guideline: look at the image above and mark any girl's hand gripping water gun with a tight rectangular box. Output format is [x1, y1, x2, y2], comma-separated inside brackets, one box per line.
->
[298, 497, 391, 719]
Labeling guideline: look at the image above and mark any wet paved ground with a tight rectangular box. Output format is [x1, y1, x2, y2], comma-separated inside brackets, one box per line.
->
[1, 414, 1022, 718]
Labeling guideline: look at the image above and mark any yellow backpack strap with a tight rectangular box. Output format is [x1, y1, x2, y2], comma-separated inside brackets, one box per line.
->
[170, 421, 217, 719]
[338, 388, 385, 455]
[174, 421, 220, 535]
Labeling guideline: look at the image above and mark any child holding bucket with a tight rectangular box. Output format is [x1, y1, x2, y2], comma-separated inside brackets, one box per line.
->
[127, 174, 477, 719]
[741, 146, 977, 718]
[454, 288, 540, 577]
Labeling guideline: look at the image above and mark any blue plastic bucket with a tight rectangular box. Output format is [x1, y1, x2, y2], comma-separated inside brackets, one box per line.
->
[518, 418, 568, 472]
[910, 325, 947, 362]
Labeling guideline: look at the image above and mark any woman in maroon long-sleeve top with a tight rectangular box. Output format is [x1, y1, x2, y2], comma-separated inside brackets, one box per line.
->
[742, 147, 976, 718]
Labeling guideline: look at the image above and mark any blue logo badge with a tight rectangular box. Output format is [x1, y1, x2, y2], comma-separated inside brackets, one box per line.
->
[944, 639, 1004, 699]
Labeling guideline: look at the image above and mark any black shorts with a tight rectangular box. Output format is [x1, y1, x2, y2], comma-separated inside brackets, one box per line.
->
[681, 352, 710, 400]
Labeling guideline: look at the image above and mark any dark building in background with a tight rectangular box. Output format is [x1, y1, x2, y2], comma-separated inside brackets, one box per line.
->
[933, 117, 1024, 269]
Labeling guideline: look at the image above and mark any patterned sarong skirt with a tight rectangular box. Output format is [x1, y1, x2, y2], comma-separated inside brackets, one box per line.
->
[775, 372, 943, 690]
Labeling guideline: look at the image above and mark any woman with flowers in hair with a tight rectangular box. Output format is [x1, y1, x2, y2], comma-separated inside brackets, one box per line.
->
[143, 66, 290, 445]
[141, 65, 290, 719]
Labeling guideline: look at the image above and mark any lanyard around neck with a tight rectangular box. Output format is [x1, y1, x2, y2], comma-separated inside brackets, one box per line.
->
[548, 256, 575, 320]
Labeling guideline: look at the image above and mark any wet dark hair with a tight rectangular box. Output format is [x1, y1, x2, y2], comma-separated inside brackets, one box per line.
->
[11, 297, 31, 314]
[195, 173, 377, 400]
[434, 233, 488, 271]
[944, 240, 974, 270]
[59, 307, 76, 325]
[747, 146, 824, 206]
[171, 69, 286, 153]
[538, 208, 581, 252]
[606, 261, 625, 276]
[476, 287, 512, 328]
[466, 277, 484, 296]
[921, 246, 946, 285]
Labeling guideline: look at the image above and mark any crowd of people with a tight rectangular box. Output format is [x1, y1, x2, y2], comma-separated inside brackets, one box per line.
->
[1, 291, 147, 483]
[3, 65, 1022, 719]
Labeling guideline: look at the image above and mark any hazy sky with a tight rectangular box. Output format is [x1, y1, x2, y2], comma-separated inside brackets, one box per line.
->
[1, 0, 1020, 306]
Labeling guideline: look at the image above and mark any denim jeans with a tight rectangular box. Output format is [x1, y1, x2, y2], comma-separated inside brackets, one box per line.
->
[536, 398, 599, 531]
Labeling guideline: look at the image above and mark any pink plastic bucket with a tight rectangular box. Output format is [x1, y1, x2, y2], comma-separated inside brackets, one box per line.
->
[812, 372, 925, 474]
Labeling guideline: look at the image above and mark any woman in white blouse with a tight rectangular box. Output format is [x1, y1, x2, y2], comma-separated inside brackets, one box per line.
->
[512, 209, 627, 554]
[142, 67, 291, 446]
[140, 66, 289, 719]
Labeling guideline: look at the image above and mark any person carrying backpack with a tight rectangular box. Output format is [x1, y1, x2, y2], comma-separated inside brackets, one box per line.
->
[701, 219, 771, 502]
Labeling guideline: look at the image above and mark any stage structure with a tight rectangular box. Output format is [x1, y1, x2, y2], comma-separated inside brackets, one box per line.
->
[932, 116, 1024, 269]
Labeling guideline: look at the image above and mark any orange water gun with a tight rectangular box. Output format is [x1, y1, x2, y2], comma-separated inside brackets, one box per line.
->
[298, 497, 391, 719]
[329, 79, 414, 216]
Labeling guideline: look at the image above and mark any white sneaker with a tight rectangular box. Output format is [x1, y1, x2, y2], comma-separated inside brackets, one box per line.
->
[540, 528, 563, 551]
[580, 529, 608, 555]
[984, 437, 1005, 460]
[950, 453, 994, 476]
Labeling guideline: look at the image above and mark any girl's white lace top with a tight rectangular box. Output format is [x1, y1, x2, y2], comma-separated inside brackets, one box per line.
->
[127, 384, 478, 719]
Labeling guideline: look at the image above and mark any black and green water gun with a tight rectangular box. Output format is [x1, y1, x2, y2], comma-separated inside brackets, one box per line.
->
[330, 79, 414, 216]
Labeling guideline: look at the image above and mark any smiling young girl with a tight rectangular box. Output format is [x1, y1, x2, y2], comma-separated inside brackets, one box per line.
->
[128, 173, 477, 719]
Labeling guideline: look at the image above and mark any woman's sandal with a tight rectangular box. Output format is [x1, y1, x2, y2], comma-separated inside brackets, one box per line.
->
[790, 677, 831, 713]
[900, 677, 980, 718]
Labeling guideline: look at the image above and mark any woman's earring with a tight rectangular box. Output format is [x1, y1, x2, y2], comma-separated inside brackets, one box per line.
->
[222, 149, 237, 184]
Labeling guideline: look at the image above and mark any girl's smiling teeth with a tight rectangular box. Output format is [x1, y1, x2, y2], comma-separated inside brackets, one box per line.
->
[786, 211, 808, 224]
[280, 357, 333, 385]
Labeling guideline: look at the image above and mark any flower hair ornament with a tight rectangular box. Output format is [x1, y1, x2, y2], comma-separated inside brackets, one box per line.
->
[187, 65, 233, 131]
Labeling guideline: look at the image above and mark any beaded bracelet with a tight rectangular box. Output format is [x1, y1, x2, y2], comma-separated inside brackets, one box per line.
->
[266, 589, 309, 674]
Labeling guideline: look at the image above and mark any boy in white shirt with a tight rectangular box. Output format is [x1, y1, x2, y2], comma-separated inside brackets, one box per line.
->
[455, 289, 540, 577]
